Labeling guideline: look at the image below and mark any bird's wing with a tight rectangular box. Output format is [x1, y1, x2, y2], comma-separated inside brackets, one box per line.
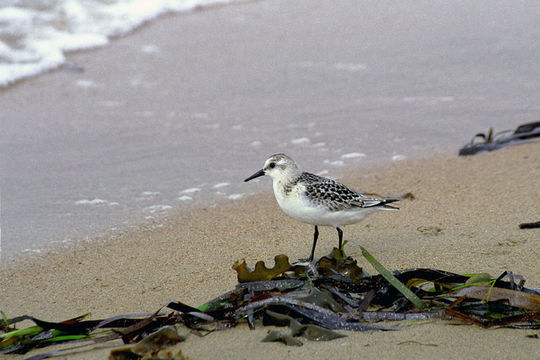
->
[301, 173, 399, 210]
[301, 173, 369, 210]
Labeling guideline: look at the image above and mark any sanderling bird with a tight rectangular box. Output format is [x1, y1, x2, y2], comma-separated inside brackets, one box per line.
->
[244, 153, 399, 261]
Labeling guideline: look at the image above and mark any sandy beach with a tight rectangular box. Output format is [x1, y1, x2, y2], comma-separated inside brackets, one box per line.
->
[2, 141, 539, 359]
[2, 0, 539, 258]
[1, 0, 539, 358]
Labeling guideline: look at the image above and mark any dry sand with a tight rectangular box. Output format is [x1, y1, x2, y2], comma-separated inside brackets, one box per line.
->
[1, 142, 539, 359]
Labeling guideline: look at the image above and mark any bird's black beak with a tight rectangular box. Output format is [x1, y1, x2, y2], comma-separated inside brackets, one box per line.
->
[244, 169, 265, 182]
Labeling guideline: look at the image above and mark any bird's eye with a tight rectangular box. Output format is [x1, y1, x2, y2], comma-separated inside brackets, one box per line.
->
[269, 162, 276, 169]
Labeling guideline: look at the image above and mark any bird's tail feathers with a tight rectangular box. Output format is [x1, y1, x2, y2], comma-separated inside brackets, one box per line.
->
[362, 196, 400, 210]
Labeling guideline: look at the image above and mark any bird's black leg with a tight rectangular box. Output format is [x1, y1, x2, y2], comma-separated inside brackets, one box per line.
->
[336, 227, 343, 251]
[308, 225, 319, 261]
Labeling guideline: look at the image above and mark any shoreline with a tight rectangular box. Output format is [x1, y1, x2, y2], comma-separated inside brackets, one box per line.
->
[1, 142, 538, 359]
[2, 142, 538, 302]
[1, 144, 457, 265]
[1, 142, 539, 359]
[1, 0, 539, 357]
[0, 145, 458, 263]
[2, 0, 538, 260]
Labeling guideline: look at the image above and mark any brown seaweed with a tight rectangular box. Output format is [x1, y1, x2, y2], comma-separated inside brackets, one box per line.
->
[261, 310, 346, 345]
[2, 247, 539, 358]
[232, 254, 292, 282]
[109, 326, 184, 359]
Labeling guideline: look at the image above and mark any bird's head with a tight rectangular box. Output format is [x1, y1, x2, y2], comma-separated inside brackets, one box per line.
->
[244, 153, 300, 183]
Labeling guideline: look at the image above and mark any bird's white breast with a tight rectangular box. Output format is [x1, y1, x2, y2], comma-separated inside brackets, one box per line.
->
[272, 180, 371, 227]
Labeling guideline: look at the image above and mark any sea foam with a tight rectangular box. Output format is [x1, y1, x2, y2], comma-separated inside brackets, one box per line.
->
[0, 0, 242, 87]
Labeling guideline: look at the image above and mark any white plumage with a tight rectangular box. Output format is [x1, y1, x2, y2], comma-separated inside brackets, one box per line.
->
[245, 153, 399, 260]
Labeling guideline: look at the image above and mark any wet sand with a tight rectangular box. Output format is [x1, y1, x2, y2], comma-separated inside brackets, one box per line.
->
[2, 142, 539, 359]
[2, 0, 539, 258]
[1, 0, 539, 358]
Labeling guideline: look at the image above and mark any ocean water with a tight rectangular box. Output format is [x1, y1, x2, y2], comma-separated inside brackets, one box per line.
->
[0, 0, 242, 86]
[0, 0, 539, 261]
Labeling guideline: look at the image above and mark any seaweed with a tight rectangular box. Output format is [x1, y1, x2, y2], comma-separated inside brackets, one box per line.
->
[261, 310, 346, 346]
[458, 121, 540, 156]
[2, 247, 539, 358]
[109, 326, 185, 359]
[232, 254, 293, 282]
[519, 221, 540, 229]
